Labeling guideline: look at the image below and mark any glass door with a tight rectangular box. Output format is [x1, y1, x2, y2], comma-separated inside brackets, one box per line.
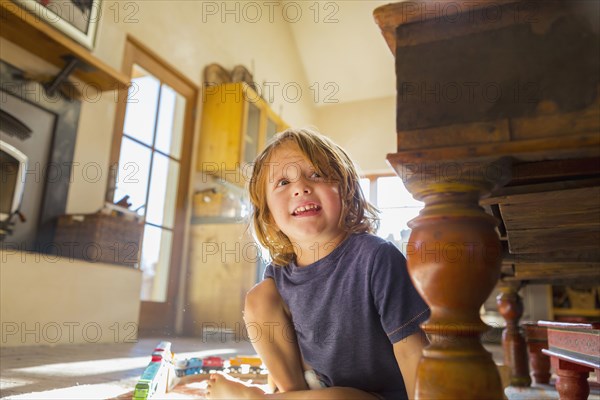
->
[109, 39, 197, 334]
[242, 101, 261, 166]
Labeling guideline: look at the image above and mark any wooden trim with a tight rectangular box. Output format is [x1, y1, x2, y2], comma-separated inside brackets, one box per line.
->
[239, 85, 252, 169]
[362, 172, 395, 180]
[264, 102, 288, 132]
[125, 35, 198, 93]
[359, 173, 397, 206]
[542, 349, 598, 370]
[105, 40, 136, 203]
[539, 320, 600, 330]
[257, 100, 268, 152]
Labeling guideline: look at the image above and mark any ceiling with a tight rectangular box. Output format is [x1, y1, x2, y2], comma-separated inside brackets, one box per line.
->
[285, 1, 396, 105]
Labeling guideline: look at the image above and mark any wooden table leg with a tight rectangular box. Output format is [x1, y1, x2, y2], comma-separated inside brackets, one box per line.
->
[528, 341, 552, 385]
[552, 358, 592, 400]
[523, 322, 551, 385]
[399, 158, 511, 399]
[497, 284, 531, 387]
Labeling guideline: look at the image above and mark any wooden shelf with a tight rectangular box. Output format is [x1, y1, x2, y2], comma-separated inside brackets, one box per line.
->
[0, 0, 129, 91]
[553, 308, 600, 318]
[191, 216, 246, 225]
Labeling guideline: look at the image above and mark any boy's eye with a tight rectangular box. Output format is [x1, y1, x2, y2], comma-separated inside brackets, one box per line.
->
[310, 172, 322, 179]
[276, 179, 289, 187]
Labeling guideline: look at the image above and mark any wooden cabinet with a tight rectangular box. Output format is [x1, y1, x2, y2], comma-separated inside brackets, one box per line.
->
[189, 82, 284, 336]
[185, 223, 258, 338]
[196, 83, 287, 182]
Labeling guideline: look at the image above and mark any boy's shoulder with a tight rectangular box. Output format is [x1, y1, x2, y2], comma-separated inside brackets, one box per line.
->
[349, 232, 394, 251]
[347, 233, 405, 263]
[345, 233, 403, 262]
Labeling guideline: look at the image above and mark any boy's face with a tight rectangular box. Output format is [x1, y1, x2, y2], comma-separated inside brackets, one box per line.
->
[265, 141, 344, 249]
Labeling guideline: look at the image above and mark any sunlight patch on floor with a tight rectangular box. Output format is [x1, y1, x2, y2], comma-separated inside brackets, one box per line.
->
[3, 379, 209, 399]
[0, 377, 33, 390]
[3, 383, 131, 399]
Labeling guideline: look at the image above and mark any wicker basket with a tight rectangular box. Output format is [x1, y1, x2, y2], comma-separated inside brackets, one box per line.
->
[54, 212, 143, 267]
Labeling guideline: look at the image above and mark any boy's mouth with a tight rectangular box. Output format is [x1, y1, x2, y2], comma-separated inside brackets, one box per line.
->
[292, 203, 321, 216]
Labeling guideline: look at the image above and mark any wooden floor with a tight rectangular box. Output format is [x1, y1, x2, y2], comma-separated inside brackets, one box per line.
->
[0, 336, 255, 399]
[1, 339, 598, 399]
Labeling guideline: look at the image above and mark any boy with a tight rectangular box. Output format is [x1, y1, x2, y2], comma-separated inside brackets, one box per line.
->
[206, 128, 429, 399]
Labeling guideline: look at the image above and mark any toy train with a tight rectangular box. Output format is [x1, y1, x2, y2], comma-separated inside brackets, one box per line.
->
[175, 355, 265, 377]
[133, 341, 267, 399]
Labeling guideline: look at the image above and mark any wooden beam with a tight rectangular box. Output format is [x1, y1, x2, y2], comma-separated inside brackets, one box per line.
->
[387, 133, 600, 165]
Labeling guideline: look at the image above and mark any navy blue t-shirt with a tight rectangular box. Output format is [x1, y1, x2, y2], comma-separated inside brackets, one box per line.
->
[264, 233, 430, 399]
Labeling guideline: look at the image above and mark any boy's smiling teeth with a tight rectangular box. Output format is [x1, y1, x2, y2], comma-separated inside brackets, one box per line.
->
[292, 204, 321, 216]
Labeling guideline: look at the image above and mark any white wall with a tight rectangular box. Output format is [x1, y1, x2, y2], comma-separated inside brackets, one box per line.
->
[315, 95, 397, 174]
[522, 285, 552, 322]
[1, 251, 141, 347]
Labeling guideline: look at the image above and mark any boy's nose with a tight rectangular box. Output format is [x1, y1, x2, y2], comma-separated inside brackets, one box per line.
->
[293, 182, 312, 196]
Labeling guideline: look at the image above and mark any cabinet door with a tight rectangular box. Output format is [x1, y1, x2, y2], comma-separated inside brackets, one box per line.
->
[197, 83, 287, 178]
[186, 224, 257, 337]
[197, 84, 245, 173]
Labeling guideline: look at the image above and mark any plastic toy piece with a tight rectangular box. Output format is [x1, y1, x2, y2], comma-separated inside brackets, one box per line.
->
[132, 341, 178, 400]
[175, 357, 203, 377]
[201, 356, 224, 371]
[229, 355, 263, 373]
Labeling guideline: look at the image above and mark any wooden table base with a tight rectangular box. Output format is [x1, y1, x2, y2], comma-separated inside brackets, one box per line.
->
[539, 321, 600, 400]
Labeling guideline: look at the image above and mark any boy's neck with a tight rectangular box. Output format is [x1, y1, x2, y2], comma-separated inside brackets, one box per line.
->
[294, 231, 349, 267]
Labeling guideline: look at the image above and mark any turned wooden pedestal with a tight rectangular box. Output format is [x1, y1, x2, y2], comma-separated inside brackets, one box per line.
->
[374, 0, 599, 398]
[391, 157, 511, 399]
[497, 284, 531, 387]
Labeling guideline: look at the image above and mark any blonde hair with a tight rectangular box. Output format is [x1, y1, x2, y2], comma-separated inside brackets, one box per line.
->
[248, 128, 379, 266]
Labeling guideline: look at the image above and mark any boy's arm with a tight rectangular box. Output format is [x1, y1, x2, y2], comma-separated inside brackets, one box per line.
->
[393, 330, 428, 400]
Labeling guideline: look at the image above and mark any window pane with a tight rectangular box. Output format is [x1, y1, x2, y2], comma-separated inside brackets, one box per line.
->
[377, 207, 421, 244]
[146, 153, 180, 228]
[266, 118, 277, 143]
[376, 176, 423, 208]
[123, 65, 160, 146]
[140, 225, 173, 302]
[113, 137, 151, 215]
[359, 178, 370, 202]
[243, 103, 261, 164]
[155, 84, 185, 159]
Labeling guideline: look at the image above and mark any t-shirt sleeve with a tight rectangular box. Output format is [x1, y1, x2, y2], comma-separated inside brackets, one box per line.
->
[370, 242, 430, 343]
[263, 263, 275, 280]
